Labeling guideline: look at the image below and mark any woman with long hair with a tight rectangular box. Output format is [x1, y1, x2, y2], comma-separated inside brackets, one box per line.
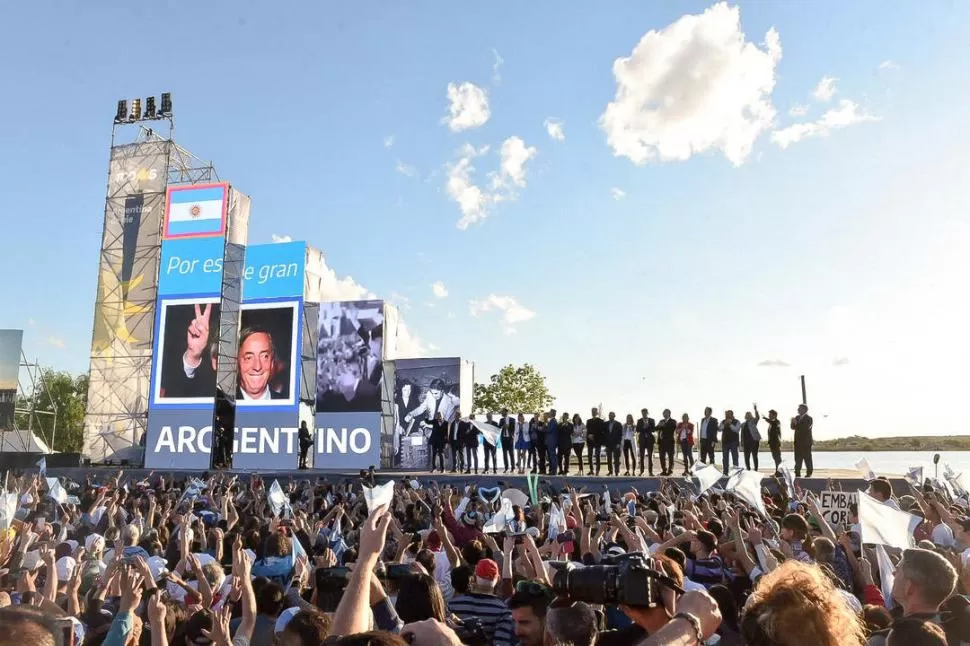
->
[622, 414, 636, 476]
[394, 572, 447, 624]
[677, 413, 695, 476]
[570, 414, 587, 475]
[514, 412, 530, 474]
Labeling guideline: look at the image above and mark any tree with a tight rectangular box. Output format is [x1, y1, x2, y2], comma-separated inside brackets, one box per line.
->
[16, 369, 88, 453]
[473, 363, 554, 414]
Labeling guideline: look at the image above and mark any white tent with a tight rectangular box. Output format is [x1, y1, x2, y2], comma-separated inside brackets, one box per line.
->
[0, 429, 52, 453]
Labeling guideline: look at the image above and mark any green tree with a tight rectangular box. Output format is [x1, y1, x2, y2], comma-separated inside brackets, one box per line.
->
[473, 363, 554, 414]
[16, 369, 88, 453]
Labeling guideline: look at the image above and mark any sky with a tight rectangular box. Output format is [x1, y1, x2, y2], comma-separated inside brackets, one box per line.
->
[1, 1, 969, 440]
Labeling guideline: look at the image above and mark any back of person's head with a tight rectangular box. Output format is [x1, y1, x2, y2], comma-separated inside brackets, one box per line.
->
[781, 513, 810, 540]
[663, 547, 687, 572]
[708, 584, 739, 632]
[394, 573, 446, 624]
[887, 618, 947, 646]
[415, 548, 436, 575]
[813, 537, 835, 564]
[696, 530, 718, 554]
[123, 523, 140, 546]
[652, 553, 685, 590]
[266, 532, 292, 558]
[547, 601, 598, 646]
[897, 549, 957, 610]
[461, 540, 485, 566]
[257, 581, 286, 617]
[869, 479, 893, 501]
[0, 606, 60, 646]
[282, 609, 332, 646]
[707, 518, 724, 539]
[451, 564, 473, 595]
[740, 561, 866, 646]
[183, 609, 214, 646]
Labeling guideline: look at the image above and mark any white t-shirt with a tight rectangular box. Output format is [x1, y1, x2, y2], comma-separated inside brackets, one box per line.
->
[932, 522, 956, 548]
[433, 549, 455, 602]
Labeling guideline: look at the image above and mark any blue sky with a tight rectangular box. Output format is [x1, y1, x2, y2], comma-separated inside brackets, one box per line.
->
[2, 1, 969, 439]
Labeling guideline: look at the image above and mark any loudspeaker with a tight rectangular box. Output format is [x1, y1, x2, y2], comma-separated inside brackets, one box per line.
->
[0, 452, 44, 471]
[46, 453, 83, 468]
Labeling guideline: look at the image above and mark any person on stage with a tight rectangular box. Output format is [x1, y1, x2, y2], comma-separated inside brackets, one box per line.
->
[742, 404, 762, 472]
[765, 409, 783, 475]
[481, 412, 499, 475]
[514, 412, 530, 474]
[657, 409, 677, 476]
[636, 408, 656, 476]
[499, 408, 516, 474]
[622, 414, 636, 476]
[604, 412, 622, 477]
[544, 409, 559, 476]
[585, 407, 606, 476]
[791, 404, 814, 477]
[530, 412, 544, 474]
[720, 410, 741, 475]
[698, 407, 718, 465]
[429, 411, 448, 473]
[557, 412, 573, 475]
[677, 413, 695, 476]
[464, 414, 481, 475]
[449, 411, 466, 473]
[298, 420, 312, 469]
[570, 414, 586, 476]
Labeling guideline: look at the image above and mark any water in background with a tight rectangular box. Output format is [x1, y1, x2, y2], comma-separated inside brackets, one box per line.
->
[773, 451, 967, 475]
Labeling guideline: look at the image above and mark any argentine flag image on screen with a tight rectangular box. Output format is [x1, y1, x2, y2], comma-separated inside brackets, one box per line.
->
[165, 183, 228, 238]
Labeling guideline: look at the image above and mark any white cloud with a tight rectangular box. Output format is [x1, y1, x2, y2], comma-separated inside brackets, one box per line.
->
[432, 281, 448, 298]
[544, 118, 565, 142]
[447, 145, 492, 230]
[492, 48, 504, 84]
[611, 187, 626, 200]
[271, 234, 292, 243]
[878, 59, 900, 71]
[395, 160, 417, 177]
[469, 294, 536, 334]
[383, 135, 395, 149]
[771, 99, 879, 149]
[447, 139, 535, 229]
[599, 2, 782, 167]
[789, 103, 809, 117]
[813, 76, 838, 102]
[444, 82, 491, 132]
[493, 136, 537, 189]
[48, 336, 65, 349]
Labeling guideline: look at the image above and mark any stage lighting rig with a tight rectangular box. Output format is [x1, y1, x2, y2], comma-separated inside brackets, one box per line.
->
[112, 92, 173, 124]
[160, 92, 172, 116]
[144, 96, 157, 119]
[115, 100, 128, 123]
[129, 98, 142, 121]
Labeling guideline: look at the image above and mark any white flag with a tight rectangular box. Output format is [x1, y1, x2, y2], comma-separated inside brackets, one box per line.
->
[857, 490, 920, 550]
[0, 492, 17, 530]
[905, 466, 924, 486]
[547, 503, 566, 542]
[875, 544, 896, 609]
[692, 463, 722, 496]
[37, 457, 47, 477]
[854, 458, 876, 481]
[726, 468, 767, 518]
[470, 420, 500, 446]
[362, 480, 395, 514]
[48, 481, 68, 505]
[484, 498, 513, 533]
[502, 488, 529, 508]
[267, 480, 289, 517]
[778, 462, 797, 499]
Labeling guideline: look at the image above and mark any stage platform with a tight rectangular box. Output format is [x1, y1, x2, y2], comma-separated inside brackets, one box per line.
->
[25, 466, 904, 496]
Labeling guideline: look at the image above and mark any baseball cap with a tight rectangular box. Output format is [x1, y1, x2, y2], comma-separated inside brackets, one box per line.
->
[55, 556, 76, 581]
[474, 558, 499, 580]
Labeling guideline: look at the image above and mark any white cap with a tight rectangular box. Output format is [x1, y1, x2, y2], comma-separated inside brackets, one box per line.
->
[55, 556, 77, 580]
[85, 533, 104, 553]
[194, 552, 217, 567]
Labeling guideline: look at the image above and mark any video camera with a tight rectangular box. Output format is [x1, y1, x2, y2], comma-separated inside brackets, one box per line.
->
[550, 552, 684, 607]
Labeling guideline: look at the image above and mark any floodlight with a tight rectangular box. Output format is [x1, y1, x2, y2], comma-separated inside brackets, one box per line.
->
[160, 92, 172, 116]
[115, 100, 127, 123]
[145, 96, 157, 119]
[129, 98, 142, 121]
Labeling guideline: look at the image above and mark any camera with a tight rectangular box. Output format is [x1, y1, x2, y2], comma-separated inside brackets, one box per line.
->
[453, 617, 488, 646]
[550, 552, 682, 607]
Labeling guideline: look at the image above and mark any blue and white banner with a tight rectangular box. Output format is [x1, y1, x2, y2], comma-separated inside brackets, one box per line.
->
[158, 237, 227, 296]
[243, 242, 305, 301]
[164, 184, 228, 239]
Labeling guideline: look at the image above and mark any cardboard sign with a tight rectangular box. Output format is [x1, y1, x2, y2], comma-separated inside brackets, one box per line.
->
[818, 490, 859, 527]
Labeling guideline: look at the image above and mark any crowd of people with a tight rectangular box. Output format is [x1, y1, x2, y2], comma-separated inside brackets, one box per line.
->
[2, 464, 970, 646]
[428, 404, 817, 480]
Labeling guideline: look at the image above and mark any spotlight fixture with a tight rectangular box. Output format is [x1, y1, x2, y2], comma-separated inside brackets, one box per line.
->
[129, 98, 142, 121]
[115, 100, 128, 123]
[160, 92, 172, 116]
[144, 96, 157, 119]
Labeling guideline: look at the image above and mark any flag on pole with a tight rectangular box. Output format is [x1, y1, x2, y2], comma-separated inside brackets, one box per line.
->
[692, 463, 722, 497]
[37, 457, 47, 477]
[905, 466, 924, 486]
[857, 489, 921, 550]
[470, 419, 500, 446]
[164, 184, 228, 238]
[854, 458, 876, 481]
[267, 480, 289, 517]
[726, 468, 768, 518]
[875, 544, 896, 609]
[0, 492, 17, 530]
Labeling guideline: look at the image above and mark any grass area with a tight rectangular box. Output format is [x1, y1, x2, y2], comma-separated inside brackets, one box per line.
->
[779, 435, 970, 452]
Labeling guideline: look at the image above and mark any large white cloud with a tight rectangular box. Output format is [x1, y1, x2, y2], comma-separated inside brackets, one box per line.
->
[771, 100, 878, 148]
[444, 82, 491, 132]
[599, 2, 782, 167]
[447, 138, 536, 229]
[469, 294, 536, 334]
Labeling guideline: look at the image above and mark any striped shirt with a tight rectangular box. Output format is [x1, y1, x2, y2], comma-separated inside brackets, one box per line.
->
[448, 592, 516, 646]
[686, 554, 730, 588]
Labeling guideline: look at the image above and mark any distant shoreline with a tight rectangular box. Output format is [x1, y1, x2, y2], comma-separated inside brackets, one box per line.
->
[778, 435, 970, 452]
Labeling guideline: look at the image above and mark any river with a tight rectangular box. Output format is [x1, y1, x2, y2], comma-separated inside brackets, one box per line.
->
[772, 450, 968, 476]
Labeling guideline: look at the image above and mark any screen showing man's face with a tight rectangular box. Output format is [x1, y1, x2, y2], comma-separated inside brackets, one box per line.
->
[239, 332, 275, 397]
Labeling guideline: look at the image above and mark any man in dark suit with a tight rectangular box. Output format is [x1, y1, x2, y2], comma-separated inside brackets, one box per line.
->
[605, 412, 623, 476]
[698, 407, 718, 465]
[448, 411, 467, 473]
[544, 409, 559, 476]
[429, 412, 448, 473]
[463, 414, 480, 475]
[656, 409, 677, 476]
[298, 421, 313, 469]
[636, 409, 656, 476]
[236, 326, 289, 402]
[483, 412, 499, 475]
[499, 408, 516, 474]
[791, 404, 814, 477]
[585, 408, 606, 476]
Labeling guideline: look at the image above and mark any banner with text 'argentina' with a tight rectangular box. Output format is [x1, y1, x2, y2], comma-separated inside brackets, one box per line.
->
[232, 241, 306, 470]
